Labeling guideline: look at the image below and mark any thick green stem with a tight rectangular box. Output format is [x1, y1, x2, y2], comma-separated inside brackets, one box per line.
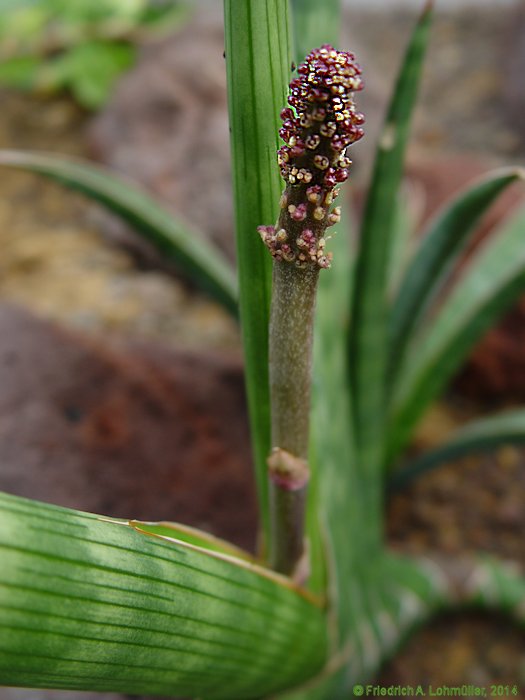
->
[270, 263, 319, 457]
[268, 261, 319, 575]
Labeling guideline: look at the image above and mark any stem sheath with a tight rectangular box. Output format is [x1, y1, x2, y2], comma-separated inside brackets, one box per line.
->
[268, 261, 319, 575]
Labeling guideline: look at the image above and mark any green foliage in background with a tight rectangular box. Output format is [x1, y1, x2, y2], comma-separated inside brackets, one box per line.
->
[0, 0, 187, 108]
[0, 0, 524, 698]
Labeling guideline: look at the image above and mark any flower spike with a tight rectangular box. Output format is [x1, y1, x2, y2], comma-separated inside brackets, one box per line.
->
[258, 44, 364, 269]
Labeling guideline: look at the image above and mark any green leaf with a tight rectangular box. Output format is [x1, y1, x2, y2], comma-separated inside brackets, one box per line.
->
[0, 150, 238, 315]
[129, 519, 256, 561]
[389, 168, 523, 374]
[311, 218, 363, 630]
[0, 55, 40, 89]
[0, 491, 327, 699]
[415, 552, 525, 627]
[49, 0, 144, 26]
[388, 204, 525, 462]
[223, 0, 291, 542]
[347, 2, 433, 527]
[139, 2, 190, 35]
[59, 41, 135, 109]
[470, 558, 525, 622]
[390, 409, 525, 490]
[387, 184, 421, 299]
[290, 0, 340, 63]
[308, 224, 370, 700]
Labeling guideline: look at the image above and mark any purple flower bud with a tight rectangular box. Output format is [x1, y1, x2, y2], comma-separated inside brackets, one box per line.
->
[288, 203, 307, 221]
[259, 44, 364, 269]
[280, 108, 295, 121]
[323, 170, 337, 188]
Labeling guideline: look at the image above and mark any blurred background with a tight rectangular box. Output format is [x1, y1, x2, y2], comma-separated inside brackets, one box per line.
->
[0, 1, 524, 698]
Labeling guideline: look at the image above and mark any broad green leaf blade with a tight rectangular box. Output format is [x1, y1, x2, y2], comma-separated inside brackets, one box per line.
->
[290, 0, 340, 63]
[347, 2, 433, 536]
[389, 168, 523, 373]
[0, 491, 327, 699]
[223, 0, 291, 542]
[390, 409, 525, 490]
[0, 150, 238, 315]
[388, 204, 525, 462]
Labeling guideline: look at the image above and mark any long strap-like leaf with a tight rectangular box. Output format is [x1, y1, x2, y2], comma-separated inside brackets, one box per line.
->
[389, 408, 525, 490]
[0, 491, 326, 699]
[389, 168, 523, 374]
[347, 3, 433, 538]
[223, 0, 291, 540]
[0, 150, 238, 315]
[388, 204, 525, 462]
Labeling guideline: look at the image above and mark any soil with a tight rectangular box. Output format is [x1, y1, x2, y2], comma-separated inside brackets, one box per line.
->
[0, 3, 524, 700]
[0, 304, 255, 551]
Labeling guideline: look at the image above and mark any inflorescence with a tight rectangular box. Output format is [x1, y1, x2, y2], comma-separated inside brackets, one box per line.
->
[258, 45, 364, 269]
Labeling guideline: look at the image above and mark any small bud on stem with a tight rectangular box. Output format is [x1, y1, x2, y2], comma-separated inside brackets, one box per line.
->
[260, 46, 364, 578]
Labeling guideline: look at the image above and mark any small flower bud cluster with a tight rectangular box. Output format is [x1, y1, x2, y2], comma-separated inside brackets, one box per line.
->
[258, 44, 364, 269]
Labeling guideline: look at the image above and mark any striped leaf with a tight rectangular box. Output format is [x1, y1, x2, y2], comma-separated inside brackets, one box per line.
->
[0, 491, 327, 699]
[347, 3, 433, 487]
[0, 150, 237, 315]
[388, 204, 525, 462]
[223, 0, 291, 540]
[389, 168, 523, 373]
[390, 409, 525, 490]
